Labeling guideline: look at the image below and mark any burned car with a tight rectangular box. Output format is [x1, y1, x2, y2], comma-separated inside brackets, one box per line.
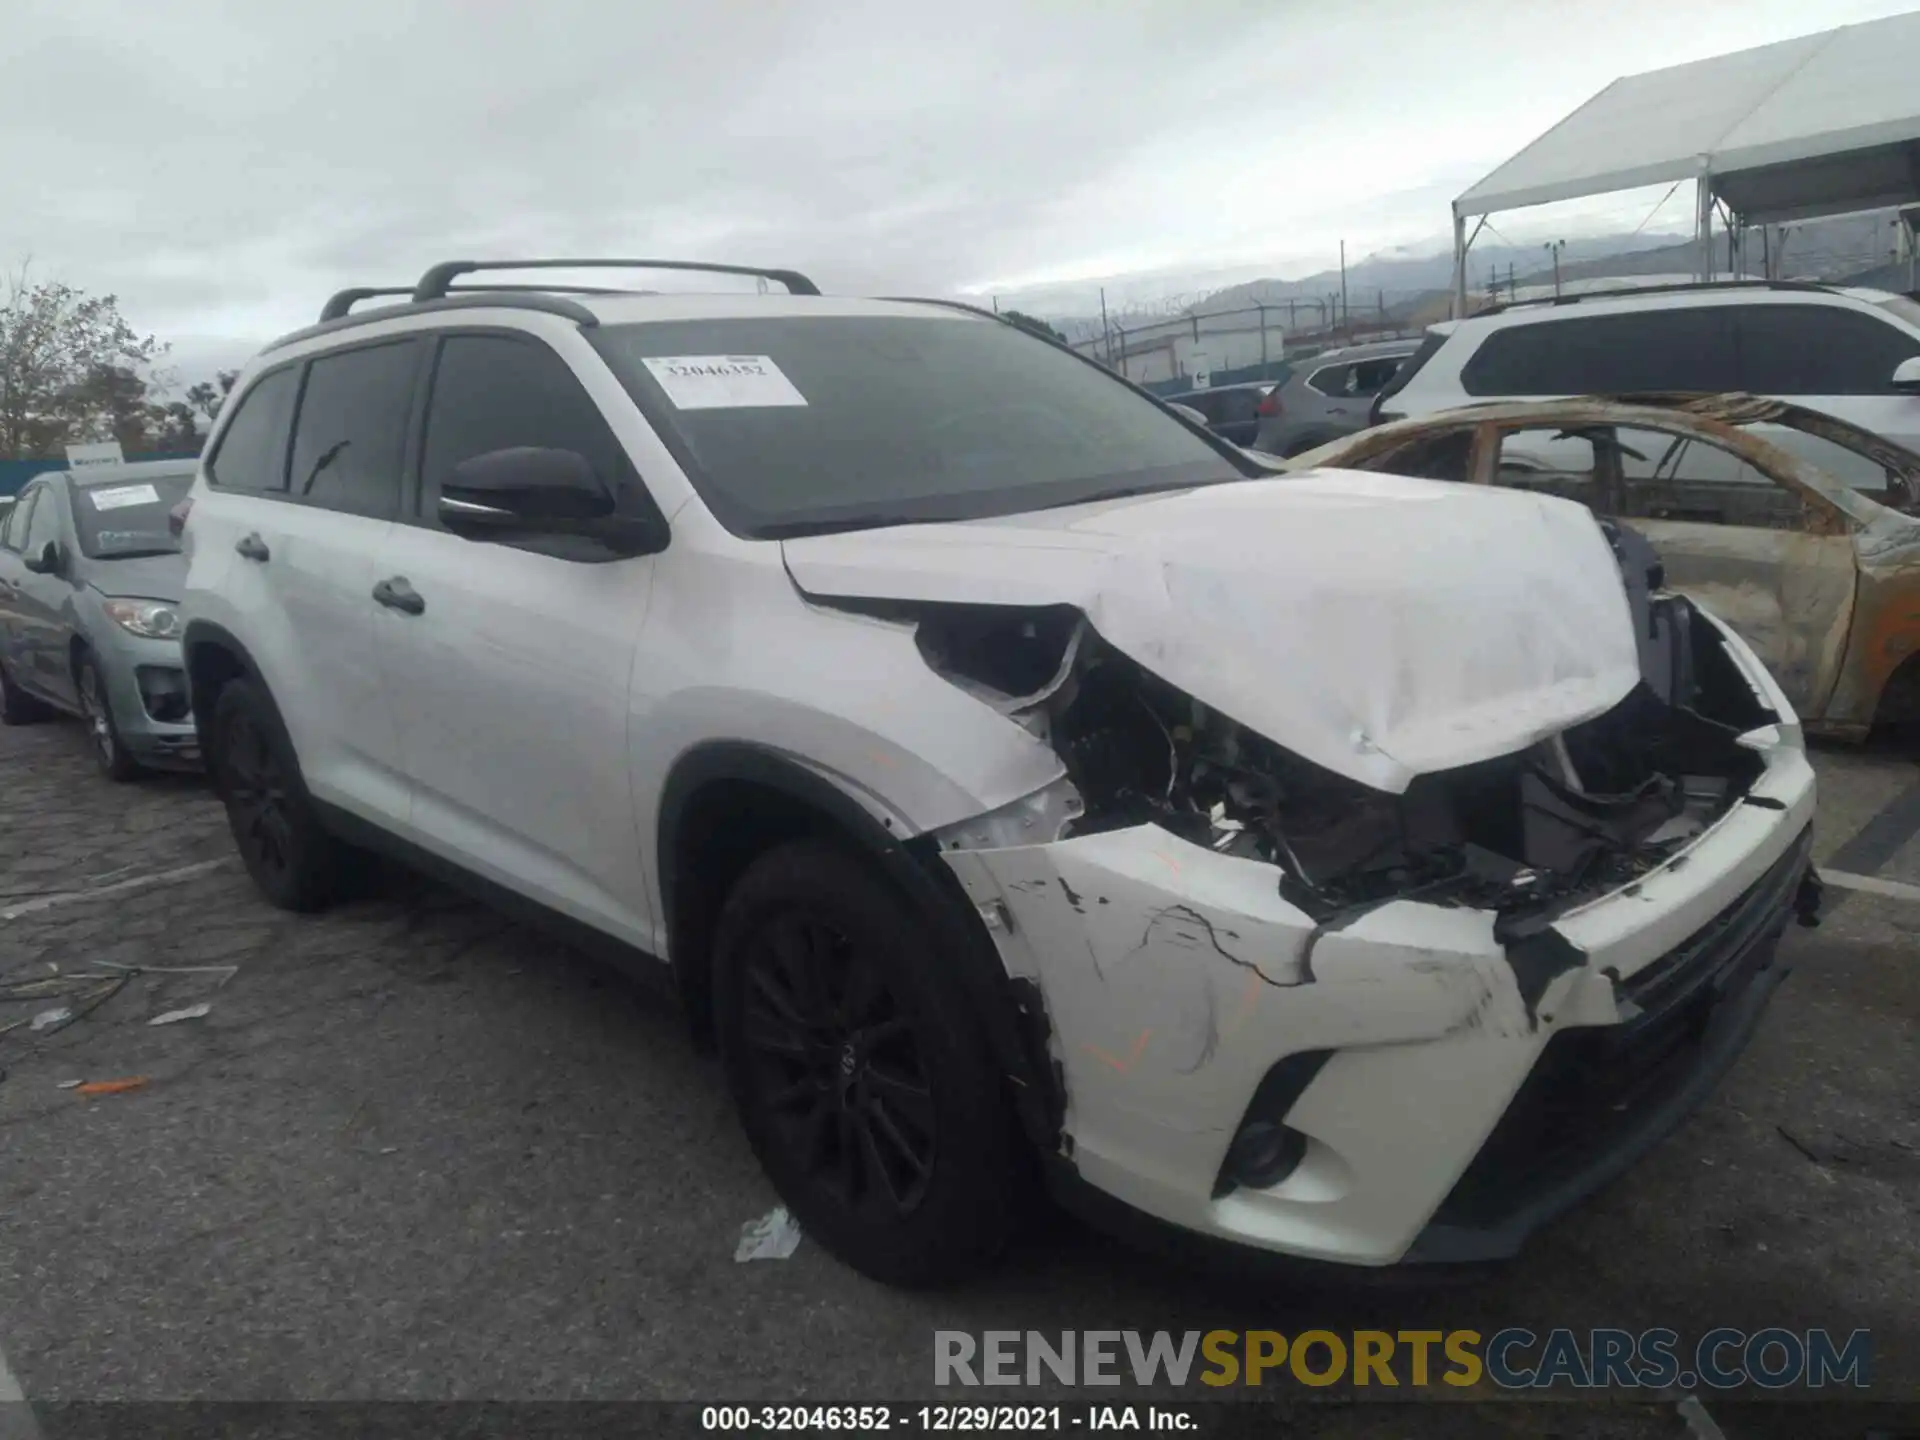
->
[1284, 393, 1920, 740]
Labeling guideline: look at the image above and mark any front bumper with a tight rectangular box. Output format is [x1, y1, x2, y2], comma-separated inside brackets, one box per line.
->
[940, 734, 1816, 1268]
[96, 631, 200, 769]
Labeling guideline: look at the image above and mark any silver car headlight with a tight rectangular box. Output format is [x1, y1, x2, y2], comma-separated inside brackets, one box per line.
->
[102, 599, 181, 640]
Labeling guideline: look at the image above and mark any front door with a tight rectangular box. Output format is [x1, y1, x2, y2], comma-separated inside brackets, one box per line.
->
[371, 330, 661, 945]
[11, 480, 80, 709]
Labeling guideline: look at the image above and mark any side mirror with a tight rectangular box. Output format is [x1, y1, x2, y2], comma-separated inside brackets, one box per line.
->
[437, 446, 666, 554]
[21, 541, 61, 576]
[1894, 357, 1920, 393]
[441, 446, 614, 524]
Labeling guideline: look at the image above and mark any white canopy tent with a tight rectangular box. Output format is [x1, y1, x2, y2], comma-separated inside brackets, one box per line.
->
[1452, 11, 1920, 313]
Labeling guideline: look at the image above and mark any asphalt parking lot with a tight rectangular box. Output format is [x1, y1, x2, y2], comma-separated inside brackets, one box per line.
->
[0, 717, 1916, 1437]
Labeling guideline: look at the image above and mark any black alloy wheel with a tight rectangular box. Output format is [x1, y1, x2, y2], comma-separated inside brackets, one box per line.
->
[221, 704, 295, 886]
[209, 679, 343, 911]
[739, 907, 938, 1218]
[713, 840, 1019, 1286]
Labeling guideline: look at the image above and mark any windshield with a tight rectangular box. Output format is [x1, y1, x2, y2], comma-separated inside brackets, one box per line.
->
[591, 314, 1250, 537]
[68, 471, 196, 559]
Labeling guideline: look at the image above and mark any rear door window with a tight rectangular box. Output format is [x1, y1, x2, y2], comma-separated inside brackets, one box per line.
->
[1347, 357, 1404, 395]
[1615, 427, 1813, 530]
[1306, 364, 1351, 397]
[1735, 305, 1920, 395]
[286, 340, 422, 519]
[1461, 309, 1739, 396]
[207, 366, 299, 492]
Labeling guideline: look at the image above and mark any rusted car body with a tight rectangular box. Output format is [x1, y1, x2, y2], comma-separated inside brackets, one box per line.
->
[1284, 394, 1920, 739]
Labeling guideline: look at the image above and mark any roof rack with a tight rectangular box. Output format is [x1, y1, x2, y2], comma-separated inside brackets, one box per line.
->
[1474, 277, 1837, 318]
[411, 258, 821, 303]
[319, 282, 645, 323]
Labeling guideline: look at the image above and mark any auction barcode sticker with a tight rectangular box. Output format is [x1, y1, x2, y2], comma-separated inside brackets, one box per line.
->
[86, 483, 161, 511]
[641, 355, 808, 410]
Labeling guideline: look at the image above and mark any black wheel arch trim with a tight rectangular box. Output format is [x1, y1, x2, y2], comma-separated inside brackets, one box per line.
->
[181, 619, 268, 735]
[658, 740, 1067, 1157]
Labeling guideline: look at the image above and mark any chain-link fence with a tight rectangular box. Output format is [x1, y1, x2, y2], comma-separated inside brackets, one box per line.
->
[1071, 300, 1418, 388]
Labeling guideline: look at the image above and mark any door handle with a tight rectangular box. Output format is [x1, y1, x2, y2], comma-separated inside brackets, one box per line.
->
[372, 576, 426, 616]
[235, 533, 270, 562]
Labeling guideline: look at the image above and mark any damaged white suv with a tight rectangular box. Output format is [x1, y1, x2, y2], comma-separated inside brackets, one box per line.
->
[178, 260, 1822, 1286]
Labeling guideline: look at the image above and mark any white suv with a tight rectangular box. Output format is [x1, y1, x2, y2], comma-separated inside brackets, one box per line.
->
[178, 259, 1822, 1286]
[1377, 281, 1920, 482]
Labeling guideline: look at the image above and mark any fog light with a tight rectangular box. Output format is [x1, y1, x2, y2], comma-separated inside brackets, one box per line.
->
[1211, 1048, 1333, 1199]
[135, 665, 191, 724]
[1222, 1121, 1307, 1191]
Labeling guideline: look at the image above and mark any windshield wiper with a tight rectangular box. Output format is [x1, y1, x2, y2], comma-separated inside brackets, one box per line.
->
[759, 514, 948, 538]
[94, 548, 179, 560]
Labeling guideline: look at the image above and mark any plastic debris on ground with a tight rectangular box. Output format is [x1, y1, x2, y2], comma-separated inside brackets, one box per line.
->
[735, 1205, 804, 1261]
[148, 1003, 212, 1027]
[29, 1007, 72, 1033]
[74, 1077, 149, 1097]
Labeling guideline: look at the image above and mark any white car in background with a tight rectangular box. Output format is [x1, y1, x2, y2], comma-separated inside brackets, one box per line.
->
[1375, 280, 1920, 491]
[178, 259, 1821, 1286]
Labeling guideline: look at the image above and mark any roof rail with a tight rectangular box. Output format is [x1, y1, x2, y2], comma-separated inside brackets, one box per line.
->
[318, 282, 644, 322]
[263, 292, 604, 357]
[1473, 277, 1837, 319]
[412, 258, 821, 303]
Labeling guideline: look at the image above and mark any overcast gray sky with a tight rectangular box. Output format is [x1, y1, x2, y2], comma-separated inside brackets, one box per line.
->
[6, 0, 1918, 376]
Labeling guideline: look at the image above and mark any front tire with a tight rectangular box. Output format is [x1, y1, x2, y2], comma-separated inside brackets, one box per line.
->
[207, 678, 343, 911]
[713, 840, 1019, 1287]
[77, 653, 143, 782]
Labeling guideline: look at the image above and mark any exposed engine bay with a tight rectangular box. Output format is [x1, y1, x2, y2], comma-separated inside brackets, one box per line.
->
[905, 521, 1778, 938]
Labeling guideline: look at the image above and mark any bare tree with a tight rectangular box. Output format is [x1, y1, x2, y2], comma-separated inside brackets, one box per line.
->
[0, 262, 166, 459]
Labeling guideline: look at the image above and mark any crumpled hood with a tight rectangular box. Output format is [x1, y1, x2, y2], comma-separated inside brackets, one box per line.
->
[782, 470, 1642, 793]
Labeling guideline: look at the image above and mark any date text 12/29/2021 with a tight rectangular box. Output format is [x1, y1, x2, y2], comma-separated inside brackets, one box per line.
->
[701, 1406, 1195, 1432]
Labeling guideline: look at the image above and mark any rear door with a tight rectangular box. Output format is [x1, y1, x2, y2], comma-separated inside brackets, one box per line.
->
[369, 329, 661, 945]
[193, 344, 419, 827]
[1733, 303, 1920, 464]
[1610, 425, 1857, 717]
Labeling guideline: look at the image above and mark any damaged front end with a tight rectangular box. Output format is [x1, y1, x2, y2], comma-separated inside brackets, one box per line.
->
[914, 539, 1779, 948]
[873, 529, 1818, 1268]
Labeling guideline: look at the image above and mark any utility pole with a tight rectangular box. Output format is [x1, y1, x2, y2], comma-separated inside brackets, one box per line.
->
[1339, 239, 1349, 338]
[1099, 287, 1113, 369]
[1546, 240, 1565, 298]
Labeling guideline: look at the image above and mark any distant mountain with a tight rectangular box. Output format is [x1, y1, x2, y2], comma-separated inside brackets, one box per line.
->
[1042, 209, 1911, 342]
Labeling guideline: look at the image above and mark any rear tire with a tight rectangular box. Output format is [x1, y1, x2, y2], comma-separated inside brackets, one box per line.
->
[713, 839, 1019, 1287]
[207, 678, 343, 911]
[77, 653, 143, 782]
[0, 660, 51, 726]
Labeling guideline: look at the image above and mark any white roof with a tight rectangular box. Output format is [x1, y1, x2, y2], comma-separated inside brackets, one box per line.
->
[1456, 12, 1920, 222]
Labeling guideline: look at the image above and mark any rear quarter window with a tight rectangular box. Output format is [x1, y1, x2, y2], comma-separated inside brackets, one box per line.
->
[207, 366, 300, 492]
